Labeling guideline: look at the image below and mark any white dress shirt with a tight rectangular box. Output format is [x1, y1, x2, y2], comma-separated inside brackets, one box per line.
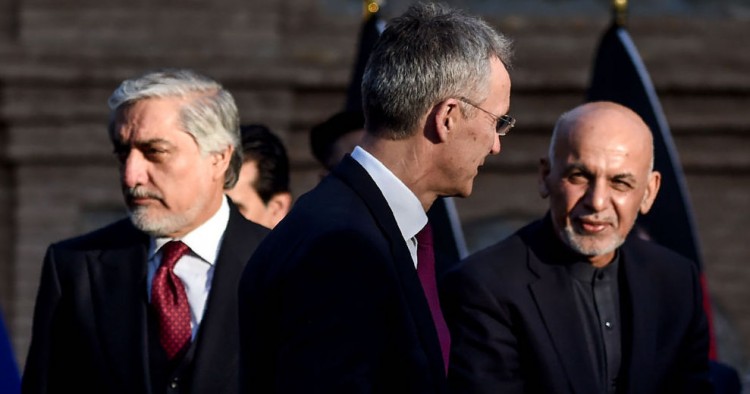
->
[147, 196, 230, 339]
[351, 146, 428, 268]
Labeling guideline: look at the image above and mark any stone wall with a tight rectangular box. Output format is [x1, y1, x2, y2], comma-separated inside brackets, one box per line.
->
[1, 0, 748, 383]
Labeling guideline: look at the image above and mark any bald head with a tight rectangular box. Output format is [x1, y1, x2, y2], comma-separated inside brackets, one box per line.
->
[540, 101, 661, 267]
[549, 101, 654, 171]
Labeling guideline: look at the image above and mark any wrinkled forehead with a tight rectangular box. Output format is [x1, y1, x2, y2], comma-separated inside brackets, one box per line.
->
[564, 105, 651, 147]
[110, 97, 187, 143]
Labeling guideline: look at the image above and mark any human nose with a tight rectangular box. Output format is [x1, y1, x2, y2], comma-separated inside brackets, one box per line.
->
[121, 151, 148, 188]
[490, 134, 501, 155]
[584, 178, 609, 212]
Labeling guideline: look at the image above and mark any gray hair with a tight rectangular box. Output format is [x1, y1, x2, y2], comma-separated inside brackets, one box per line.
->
[108, 69, 242, 189]
[362, 2, 513, 139]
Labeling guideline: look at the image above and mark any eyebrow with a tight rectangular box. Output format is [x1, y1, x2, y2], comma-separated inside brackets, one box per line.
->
[611, 173, 637, 183]
[564, 163, 637, 181]
[564, 163, 589, 174]
[115, 137, 172, 147]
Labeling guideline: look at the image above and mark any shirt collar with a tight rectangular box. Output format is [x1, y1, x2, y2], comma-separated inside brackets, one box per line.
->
[351, 146, 427, 240]
[567, 250, 620, 283]
[150, 196, 231, 265]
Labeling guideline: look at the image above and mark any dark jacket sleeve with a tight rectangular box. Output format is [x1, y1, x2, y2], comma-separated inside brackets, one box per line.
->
[441, 253, 527, 394]
[22, 246, 63, 394]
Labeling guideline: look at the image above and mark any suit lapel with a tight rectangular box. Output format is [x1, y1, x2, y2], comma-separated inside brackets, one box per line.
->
[524, 218, 600, 394]
[89, 222, 151, 392]
[333, 156, 447, 385]
[190, 205, 265, 392]
[619, 242, 658, 394]
[528, 266, 600, 394]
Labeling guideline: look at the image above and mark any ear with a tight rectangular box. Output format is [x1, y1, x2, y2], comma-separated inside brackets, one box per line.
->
[432, 98, 462, 143]
[538, 157, 551, 198]
[639, 170, 661, 214]
[266, 192, 292, 228]
[211, 145, 233, 180]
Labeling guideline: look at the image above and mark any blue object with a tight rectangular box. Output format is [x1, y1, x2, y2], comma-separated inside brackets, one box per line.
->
[0, 310, 20, 394]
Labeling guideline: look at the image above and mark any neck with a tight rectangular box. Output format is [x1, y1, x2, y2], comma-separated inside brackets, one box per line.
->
[359, 134, 437, 212]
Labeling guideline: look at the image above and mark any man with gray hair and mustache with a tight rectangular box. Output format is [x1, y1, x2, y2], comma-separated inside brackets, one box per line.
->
[442, 101, 712, 394]
[23, 69, 268, 394]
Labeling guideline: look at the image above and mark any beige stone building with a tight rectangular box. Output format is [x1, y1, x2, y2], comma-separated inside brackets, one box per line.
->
[1, 0, 748, 384]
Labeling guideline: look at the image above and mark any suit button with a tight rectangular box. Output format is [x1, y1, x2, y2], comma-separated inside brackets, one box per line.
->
[171, 378, 179, 389]
[604, 321, 613, 329]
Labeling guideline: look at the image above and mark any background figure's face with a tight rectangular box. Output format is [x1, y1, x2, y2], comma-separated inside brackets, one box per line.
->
[227, 160, 289, 229]
[442, 57, 509, 197]
[540, 104, 660, 267]
[113, 96, 228, 238]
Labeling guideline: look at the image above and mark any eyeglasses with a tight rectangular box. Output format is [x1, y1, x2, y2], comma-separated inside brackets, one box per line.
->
[458, 97, 516, 136]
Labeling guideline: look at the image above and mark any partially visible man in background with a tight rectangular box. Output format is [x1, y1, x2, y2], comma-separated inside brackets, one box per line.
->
[228, 123, 292, 229]
[309, 109, 366, 173]
[22, 69, 268, 394]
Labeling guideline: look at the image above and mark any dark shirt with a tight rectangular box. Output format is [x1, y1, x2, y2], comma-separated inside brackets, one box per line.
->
[567, 253, 622, 394]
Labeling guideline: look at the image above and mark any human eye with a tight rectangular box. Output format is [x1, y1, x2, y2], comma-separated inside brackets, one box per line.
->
[567, 170, 588, 184]
[611, 177, 634, 192]
[141, 143, 170, 161]
[112, 145, 130, 164]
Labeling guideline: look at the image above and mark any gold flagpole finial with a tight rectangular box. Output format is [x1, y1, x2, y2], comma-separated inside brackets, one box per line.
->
[613, 0, 628, 27]
[364, 0, 380, 18]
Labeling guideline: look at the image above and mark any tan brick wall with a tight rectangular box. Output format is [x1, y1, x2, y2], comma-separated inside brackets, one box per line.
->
[1, 0, 748, 382]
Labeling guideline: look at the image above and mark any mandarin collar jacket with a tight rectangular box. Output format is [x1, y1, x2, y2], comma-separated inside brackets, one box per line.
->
[442, 215, 711, 394]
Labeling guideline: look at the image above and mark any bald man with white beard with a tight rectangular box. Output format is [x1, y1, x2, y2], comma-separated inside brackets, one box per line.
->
[442, 101, 712, 394]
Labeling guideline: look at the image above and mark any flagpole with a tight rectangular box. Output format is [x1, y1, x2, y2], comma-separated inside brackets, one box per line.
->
[613, 0, 627, 27]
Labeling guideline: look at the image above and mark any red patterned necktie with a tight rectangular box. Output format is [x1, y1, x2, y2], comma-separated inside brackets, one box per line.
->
[416, 223, 451, 375]
[151, 240, 191, 360]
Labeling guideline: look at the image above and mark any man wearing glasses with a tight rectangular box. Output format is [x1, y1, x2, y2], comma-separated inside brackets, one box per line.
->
[442, 101, 712, 394]
[238, 3, 513, 393]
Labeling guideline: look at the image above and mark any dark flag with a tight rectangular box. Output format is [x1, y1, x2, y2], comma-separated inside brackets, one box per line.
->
[428, 197, 470, 278]
[0, 310, 20, 394]
[345, 5, 385, 112]
[345, 2, 469, 276]
[587, 21, 717, 358]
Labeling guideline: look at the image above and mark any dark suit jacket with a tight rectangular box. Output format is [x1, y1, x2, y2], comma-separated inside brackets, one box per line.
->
[442, 215, 711, 394]
[22, 202, 268, 394]
[238, 156, 447, 394]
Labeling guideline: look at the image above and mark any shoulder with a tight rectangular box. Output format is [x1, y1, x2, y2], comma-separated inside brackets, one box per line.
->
[50, 217, 144, 253]
[260, 199, 386, 262]
[451, 220, 539, 279]
[620, 236, 702, 301]
[622, 236, 698, 277]
[41, 218, 145, 277]
[248, 183, 391, 275]
[442, 223, 538, 300]
[278, 173, 381, 242]
[225, 203, 270, 241]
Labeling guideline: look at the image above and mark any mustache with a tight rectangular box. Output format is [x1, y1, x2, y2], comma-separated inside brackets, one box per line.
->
[574, 215, 615, 225]
[124, 186, 163, 201]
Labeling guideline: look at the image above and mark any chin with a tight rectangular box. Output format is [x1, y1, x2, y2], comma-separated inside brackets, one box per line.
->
[456, 182, 474, 198]
[561, 226, 624, 258]
[128, 208, 187, 237]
